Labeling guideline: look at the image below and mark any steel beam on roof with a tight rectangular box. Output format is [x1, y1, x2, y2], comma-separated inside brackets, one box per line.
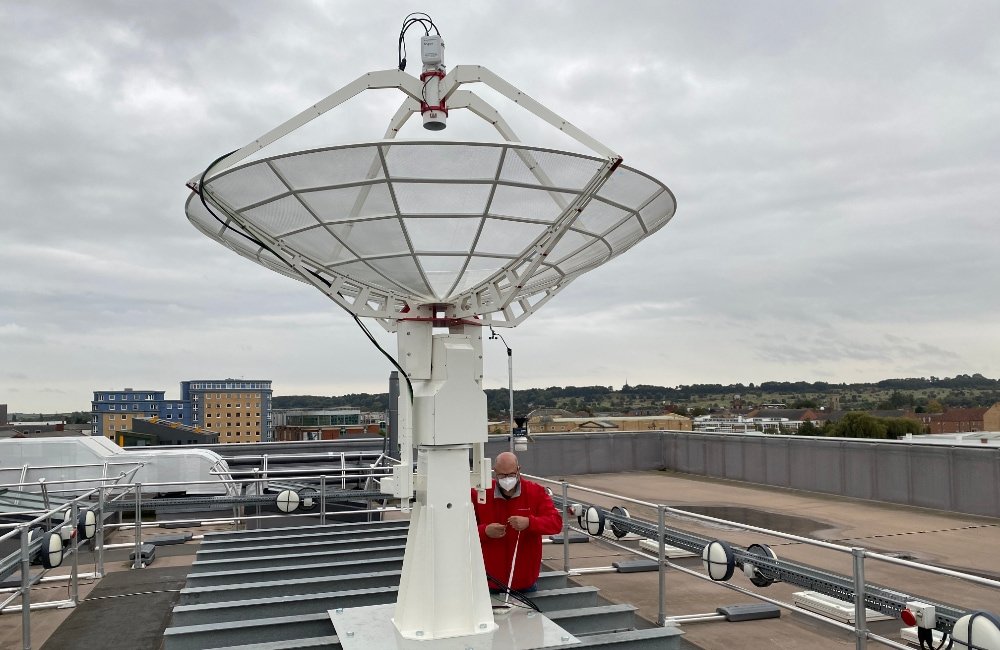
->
[546, 603, 638, 636]
[530, 585, 600, 612]
[194, 533, 407, 561]
[198, 522, 409, 551]
[187, 542, 405, 574]
[571, 626, 685, 648]
[170, 585, 399, 627]
[183, 556, 404, 588]
[163, 611, 336, 650]
[180, 570, 402, 605]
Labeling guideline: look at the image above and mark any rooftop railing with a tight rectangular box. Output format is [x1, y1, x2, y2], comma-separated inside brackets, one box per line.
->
[525, 473, 1000, 650]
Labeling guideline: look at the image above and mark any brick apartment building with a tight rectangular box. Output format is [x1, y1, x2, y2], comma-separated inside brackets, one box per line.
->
[915, 403, 1000, 434]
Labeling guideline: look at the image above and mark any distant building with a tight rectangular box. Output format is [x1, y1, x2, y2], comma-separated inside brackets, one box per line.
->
[747, 408, 824, 423]
[272, 408, 383, 441]
[182, 379, 273, 444]
[0, 426, 85, 440]
[527, 414, 692, 434]
[0, 403, 6, 426]
[914, 404, 1000, 434]
[693, 415, 754, 433]
[92, 389, 188, 441]
[92, 379, 273, 445]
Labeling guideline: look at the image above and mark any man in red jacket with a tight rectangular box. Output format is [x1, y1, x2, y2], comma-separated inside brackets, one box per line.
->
[472, 451, 563, 593]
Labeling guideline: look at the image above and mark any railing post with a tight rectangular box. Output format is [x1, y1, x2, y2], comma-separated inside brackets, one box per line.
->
[39, 478, 49, 514]
[70, 501, 79, 605]
[20, 525, 31, 650]
[561, 481, 569, 573]
[96, 483, 105, 577]
[133, 483, 142, 569]
[320, 475, 327, 526]
[116, 473, 125, 533]
[658, 504, 666, 626]
[340, 452, 346, 489]
[252, 469, 261, 524]
[852, 547, 868, 649]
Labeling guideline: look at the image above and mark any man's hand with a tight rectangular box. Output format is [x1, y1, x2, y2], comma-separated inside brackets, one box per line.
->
[485, 523, 507, 538]
[507, 516, 529, 531]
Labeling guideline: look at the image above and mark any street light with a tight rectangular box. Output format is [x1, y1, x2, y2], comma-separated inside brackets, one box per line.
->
[489, 326, 514, 453]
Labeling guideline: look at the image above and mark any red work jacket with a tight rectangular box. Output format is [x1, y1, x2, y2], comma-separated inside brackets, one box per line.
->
[471, 478, 563, 591]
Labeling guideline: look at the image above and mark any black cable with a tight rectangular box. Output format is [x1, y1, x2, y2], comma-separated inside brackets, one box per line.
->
[397, 12, 440, 71]
[917, 626, 950, 650]
[196, 156, 415, 403]
[198, 149, 266, 250]
[485, 572, 541, 611]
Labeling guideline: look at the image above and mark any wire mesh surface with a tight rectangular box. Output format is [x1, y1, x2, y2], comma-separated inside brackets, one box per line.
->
[187, 141, 676, 319]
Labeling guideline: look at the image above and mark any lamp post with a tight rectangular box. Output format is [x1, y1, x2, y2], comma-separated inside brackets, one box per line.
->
[489, 326, 514, 453]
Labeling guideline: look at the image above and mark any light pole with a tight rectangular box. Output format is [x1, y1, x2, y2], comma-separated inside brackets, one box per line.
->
[489, 326, 514, 453]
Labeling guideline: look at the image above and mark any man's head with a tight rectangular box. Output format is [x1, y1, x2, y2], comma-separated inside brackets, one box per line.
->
[494, 451, 520, 492]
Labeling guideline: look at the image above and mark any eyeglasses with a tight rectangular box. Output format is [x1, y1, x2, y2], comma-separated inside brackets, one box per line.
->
[495, 471, 519, 479]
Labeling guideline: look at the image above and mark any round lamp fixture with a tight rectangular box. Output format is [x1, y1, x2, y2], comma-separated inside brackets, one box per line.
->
[702, 540, 736, 582]
[744, 542, 779, 588]
[77, 509, 98, 541]
[609, 506, 631, 539]
[583, 506, 606, 537]
[40, 531, 64, 570]
[276, 490, 300, 513]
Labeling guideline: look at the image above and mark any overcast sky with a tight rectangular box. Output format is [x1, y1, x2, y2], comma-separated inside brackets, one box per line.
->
[2, 1, 999, 413]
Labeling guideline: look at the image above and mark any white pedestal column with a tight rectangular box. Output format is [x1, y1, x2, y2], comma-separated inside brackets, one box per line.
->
[392, 327, 495, 640]
[393, 446, 495, 639]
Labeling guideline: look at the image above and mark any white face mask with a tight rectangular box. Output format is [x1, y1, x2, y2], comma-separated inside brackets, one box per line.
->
[498, 476, 518, 491]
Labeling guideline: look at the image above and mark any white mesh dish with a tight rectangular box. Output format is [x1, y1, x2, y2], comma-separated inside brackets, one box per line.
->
[186, 140, 675, 322]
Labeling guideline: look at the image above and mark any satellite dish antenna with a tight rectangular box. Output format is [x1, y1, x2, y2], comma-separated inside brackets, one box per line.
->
[185, 13, 676, 643]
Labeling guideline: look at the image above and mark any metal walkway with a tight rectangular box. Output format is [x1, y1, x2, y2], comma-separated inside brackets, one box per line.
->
[162, 520, 684, 649]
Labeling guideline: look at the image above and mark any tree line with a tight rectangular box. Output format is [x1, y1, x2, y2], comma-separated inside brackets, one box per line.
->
[270, 374, 999, 420]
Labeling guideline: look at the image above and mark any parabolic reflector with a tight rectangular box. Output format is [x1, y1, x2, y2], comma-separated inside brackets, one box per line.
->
[187, 140, 675, 323]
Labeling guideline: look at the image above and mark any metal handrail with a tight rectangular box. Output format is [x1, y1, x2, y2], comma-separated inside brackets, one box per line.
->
[0, 460, 145, 472]
[211, 466, 392, 476]
[4, 475, 398, 649]
[0, 473, 144, 490]
[529, 474, 999, 649]
[525, 473, 856, 553]
[220, 451, 385, 461]
[528, 473, 1000, 592]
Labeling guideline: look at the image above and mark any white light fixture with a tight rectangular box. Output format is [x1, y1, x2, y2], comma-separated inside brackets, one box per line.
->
[583, 506, 605, 537]
[40, 531, 64, 570]
[276, 489, 300, 513]
[702, 540, 735, 582]
[743, 542, 778, 588]
[77, 509, 97, 541]
[609, 506, 630, 539]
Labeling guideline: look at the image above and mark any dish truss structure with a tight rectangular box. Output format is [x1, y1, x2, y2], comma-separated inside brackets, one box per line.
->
[186, 53, 676, 647]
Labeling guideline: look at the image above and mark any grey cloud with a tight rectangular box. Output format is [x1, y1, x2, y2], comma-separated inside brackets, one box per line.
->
[2, 2, 998, 411]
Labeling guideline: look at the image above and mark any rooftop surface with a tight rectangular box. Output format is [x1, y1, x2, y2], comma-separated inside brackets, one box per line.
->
[3, 468, 997, 649]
